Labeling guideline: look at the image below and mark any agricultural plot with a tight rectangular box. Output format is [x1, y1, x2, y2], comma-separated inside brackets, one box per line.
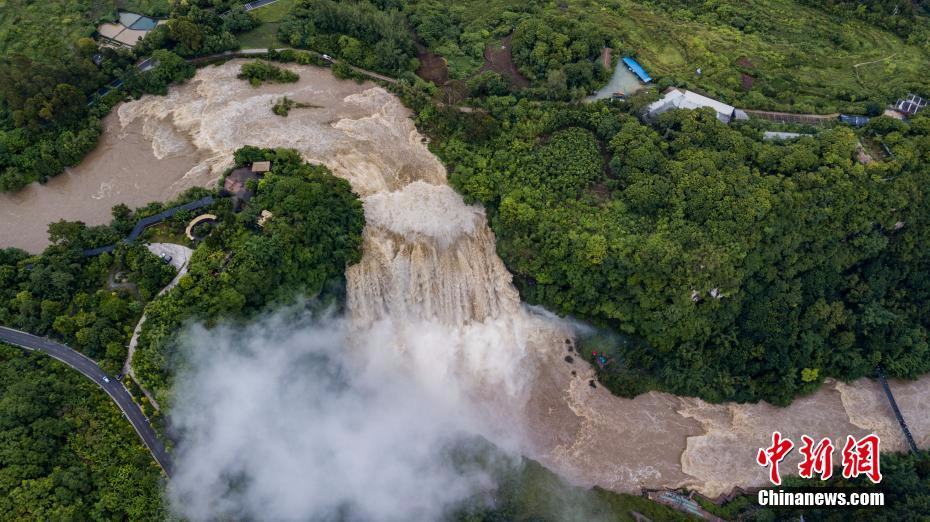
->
[237, 0, 298, 49]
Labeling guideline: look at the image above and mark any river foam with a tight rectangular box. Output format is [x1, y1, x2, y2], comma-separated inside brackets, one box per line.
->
[19, 60, 928, 498]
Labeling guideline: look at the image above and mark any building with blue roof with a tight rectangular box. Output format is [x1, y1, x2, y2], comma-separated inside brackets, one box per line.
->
[622, 57, 652, 83]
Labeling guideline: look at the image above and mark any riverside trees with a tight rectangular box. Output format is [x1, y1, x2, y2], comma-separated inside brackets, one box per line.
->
[132, 147, 365, 402]
[0, 1, 256, 193]
[278, 0, 418, 76]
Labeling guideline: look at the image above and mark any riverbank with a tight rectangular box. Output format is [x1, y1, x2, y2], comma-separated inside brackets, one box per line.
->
[0, 110, 209, 253]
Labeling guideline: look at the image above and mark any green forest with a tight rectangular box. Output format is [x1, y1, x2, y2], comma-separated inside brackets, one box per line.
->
[0, 343, 164, 520]
[3, 0, 930, 519]
[0, 230, 174, 376]
[417, 97, 930, 405]
[131, 147, 365, 404]
[406, 0, 929, 110]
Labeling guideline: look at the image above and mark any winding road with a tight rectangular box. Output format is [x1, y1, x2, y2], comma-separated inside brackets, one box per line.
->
[123, 243, 194, 412]
[0, 326, 173, 476]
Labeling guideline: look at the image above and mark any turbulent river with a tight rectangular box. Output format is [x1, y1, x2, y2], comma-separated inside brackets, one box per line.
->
[4, 60, 928, 497]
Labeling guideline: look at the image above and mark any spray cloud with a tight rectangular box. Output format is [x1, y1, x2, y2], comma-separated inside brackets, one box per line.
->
[166, 308, 535, 521]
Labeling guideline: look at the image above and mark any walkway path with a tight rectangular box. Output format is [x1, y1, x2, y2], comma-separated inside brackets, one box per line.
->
[83, 196, 214, 256]
[124, 243, 194, 412]
[0, 326, 173, 475]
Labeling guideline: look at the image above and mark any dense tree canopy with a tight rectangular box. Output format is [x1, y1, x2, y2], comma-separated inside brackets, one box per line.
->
[0, 344, 164, 520]
[133, 147, 364, 402]
[238, 59, 300, 86]
[278, 0, 418, 75]
[0, 222, 174, 376]
[424, 95, 930, 405]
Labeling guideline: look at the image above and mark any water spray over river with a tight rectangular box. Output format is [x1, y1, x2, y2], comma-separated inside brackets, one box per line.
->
[3, 61, 928, 500]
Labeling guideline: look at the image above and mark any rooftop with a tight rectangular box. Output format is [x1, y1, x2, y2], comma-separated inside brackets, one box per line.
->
[647, 88, 737, 124]
[224, 167, 259, 195]
[895, 93, 927, 116]
[622, 57, 652, 83]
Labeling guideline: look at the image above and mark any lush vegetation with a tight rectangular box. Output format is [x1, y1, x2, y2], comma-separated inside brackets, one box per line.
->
[0, 343, 164, 520]
[0, 224, 174, 376]
[417, 93, 930, 405]
[272, 96, 315, 116]
[405, 0, 930, 110]
[238, 59, 300, 86]
[278, 0, 418, 75]
[409, 0, 612, 97]
[132, 147, 364, 404]
[797, 0, 930, 40]
[134, 3, 257, 59]
[236, 0, 299, 48]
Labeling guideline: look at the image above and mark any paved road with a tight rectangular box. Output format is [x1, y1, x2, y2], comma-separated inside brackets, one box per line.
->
[189, 48, 400, 84]
[0, 326, 172, 476]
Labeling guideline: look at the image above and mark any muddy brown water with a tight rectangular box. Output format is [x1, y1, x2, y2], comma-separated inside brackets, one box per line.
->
[0, 114, 207, 253]
[2, 61, 927, 498]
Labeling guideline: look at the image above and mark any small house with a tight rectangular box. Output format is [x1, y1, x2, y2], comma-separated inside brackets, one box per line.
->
[622, 57, 652, 83]
[251, 161, 271, 173]
[223, 167, 260, 211]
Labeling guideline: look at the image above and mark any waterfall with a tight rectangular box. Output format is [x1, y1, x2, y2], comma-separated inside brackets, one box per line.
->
[117, 59, 930, 498]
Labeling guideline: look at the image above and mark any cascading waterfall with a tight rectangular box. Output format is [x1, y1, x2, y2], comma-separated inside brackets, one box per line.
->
[104, 60, 929, 497]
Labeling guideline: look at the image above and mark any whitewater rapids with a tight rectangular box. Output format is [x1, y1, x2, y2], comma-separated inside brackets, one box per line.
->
[113, 60, 929, 497]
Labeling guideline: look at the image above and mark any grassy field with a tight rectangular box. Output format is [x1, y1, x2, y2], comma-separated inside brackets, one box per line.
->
[237, 0, 298, 49]
[602, 0, 929, 112]
[409, 0, 930, 113]
[0, 0, 114, 58]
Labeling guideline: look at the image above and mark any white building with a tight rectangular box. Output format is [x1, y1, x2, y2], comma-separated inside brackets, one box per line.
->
[646, 87, 748, 124]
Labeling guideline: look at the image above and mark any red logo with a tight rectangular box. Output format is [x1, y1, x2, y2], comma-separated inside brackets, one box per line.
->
[841, 434, 882, 483]
[756, 431, 794, 485]
[798, 435, 834, 480]
[757, 433, 882, 485]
